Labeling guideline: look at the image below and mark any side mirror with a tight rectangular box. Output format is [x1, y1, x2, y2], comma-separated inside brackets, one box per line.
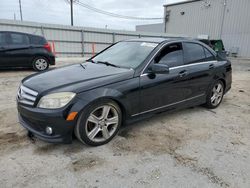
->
[148, 64, 169, 74]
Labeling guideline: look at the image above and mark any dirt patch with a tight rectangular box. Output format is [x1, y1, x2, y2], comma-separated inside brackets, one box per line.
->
[114, 120, 230, 187]
[173, 152, 229, 187]
[0, 131, 29, 153]
[70, 155, 105, 172]
[33, 143, 62, 155]
[0, 108, 19, 129]
[114, 125, 184, 156]
[33, 141, 86, 156]
[63, 142, 85, 155]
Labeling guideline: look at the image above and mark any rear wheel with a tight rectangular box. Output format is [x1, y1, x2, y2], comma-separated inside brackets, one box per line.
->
[75, 99, 122, 146]
[32, 57, 49, 71]
[205, 80, 224, 109]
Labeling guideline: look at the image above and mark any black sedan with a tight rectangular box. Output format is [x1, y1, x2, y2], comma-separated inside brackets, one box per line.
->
[17, 38, 232, 146]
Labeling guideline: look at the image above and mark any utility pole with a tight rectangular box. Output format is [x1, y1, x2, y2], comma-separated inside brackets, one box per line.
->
[70, 0, 73, 26]
[19, 0, 23, 21]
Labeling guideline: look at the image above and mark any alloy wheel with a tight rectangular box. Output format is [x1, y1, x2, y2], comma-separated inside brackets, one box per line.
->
[85, 105, 119, 142]
[211, 83, 224, 106]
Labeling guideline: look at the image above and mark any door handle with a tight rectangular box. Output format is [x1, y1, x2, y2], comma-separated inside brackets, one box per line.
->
[179, 70, 188, 78]
[209, 64, 215, 69]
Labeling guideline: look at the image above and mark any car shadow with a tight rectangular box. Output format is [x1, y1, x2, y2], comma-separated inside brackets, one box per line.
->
[30, 106, 211, 155]
[0, 67, 35, 73]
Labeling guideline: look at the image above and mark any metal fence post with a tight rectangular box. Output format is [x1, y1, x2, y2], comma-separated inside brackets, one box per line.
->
[41, 26, 44, 36]
[112, 33, 115, 43]
[81, 30, 84, 57]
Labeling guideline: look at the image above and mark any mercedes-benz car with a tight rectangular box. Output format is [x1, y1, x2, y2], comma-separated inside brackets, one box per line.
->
[17, 38, 232, 146]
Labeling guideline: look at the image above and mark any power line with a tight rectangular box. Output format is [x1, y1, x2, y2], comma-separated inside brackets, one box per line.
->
[74, 1, 163, 20]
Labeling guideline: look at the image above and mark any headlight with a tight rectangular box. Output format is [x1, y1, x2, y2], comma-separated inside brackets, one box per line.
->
[38, 92, 76, 109]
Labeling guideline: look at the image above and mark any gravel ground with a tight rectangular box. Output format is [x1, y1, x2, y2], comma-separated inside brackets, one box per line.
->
[0, 58, 249, 188]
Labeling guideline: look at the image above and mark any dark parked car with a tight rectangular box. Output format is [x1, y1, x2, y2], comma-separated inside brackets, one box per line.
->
[0, 31, 55, 71]
[17, 38, 232, 146]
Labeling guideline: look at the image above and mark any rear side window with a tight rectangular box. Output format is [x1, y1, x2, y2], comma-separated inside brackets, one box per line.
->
[0, 33, 7, 46]
[10, 33, 29, 45]
[183, 42, 206, 64]
[155, 42, 184, 68]
[204, 47, 216, 60]
[29, 35, 46, 45]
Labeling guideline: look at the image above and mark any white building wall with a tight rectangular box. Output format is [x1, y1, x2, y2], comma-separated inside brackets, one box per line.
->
[164, 0, 250, 58]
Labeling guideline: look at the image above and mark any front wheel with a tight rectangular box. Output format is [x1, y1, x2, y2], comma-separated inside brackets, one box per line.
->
[75, 99, 122, 146]
[205, 80, 224, 109]
[32, 57, 49, 71]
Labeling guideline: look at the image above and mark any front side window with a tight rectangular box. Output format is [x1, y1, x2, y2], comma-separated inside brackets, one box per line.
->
[10, 33, 29, 45]
[92, 41, 158, 69]
[183, 42, 206, 64]
[154, 42, 184, 68]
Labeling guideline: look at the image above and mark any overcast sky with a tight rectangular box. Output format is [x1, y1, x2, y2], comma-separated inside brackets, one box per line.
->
[0, 0, 183, 30]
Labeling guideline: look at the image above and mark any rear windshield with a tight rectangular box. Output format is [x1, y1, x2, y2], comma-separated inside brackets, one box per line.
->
[29, 35, 47, 45]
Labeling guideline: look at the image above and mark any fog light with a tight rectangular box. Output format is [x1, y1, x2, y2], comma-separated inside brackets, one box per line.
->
[46, 126, 53, 135]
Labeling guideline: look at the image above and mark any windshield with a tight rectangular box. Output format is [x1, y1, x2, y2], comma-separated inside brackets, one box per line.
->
[92, 41, 158, 69]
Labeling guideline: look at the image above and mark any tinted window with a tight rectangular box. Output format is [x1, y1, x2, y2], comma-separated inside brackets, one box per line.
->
[155, 43, 184, 68]
[204, 47, 215, 60]
[10, 33, 29, 45]
[183, 42, 206, 64]
[0, 33, 7, 46]
[30, 35, 46, 45]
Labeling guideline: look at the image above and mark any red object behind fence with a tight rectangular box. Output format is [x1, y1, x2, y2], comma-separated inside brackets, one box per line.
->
[92, 43, 95, 57]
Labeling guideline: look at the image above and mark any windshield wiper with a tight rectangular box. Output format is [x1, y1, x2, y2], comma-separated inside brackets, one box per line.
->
[96, 61, 120, 68]
[86, 59, 96, 63]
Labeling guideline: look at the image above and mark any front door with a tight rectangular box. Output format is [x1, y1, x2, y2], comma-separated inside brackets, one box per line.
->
[138, 42, 192, 115]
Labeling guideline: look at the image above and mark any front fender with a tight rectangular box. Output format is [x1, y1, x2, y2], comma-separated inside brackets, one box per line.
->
[69, 88, 127, 120]
[69, 77, 140, 121]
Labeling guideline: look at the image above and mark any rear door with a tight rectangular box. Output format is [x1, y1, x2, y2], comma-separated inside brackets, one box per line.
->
[5, 32, 30, 67]
[0, 32, 8, 67]
[182, 42, 217, 99]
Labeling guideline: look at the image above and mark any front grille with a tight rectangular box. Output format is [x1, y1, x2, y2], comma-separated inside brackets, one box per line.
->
[17, 85, 38, 106]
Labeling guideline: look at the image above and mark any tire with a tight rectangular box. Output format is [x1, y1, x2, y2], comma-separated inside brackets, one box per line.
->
[32, 57, 49, 71]
[75, 99, 122, 146]
[205, 80, 224, 109]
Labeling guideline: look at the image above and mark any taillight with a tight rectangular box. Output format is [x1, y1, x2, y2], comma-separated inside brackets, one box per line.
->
[44, 43, 52, 53]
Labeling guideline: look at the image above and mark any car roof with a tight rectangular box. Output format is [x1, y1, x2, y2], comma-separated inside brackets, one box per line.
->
[126, 37, 195, 44]
[126, 37, 216, 54]
[0, 31, 44, 38]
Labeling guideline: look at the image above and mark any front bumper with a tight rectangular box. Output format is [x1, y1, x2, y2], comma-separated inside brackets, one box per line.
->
[17, 104, 75, 144]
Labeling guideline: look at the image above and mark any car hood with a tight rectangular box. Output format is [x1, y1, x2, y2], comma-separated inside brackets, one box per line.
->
[22, 62, 134, 94]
